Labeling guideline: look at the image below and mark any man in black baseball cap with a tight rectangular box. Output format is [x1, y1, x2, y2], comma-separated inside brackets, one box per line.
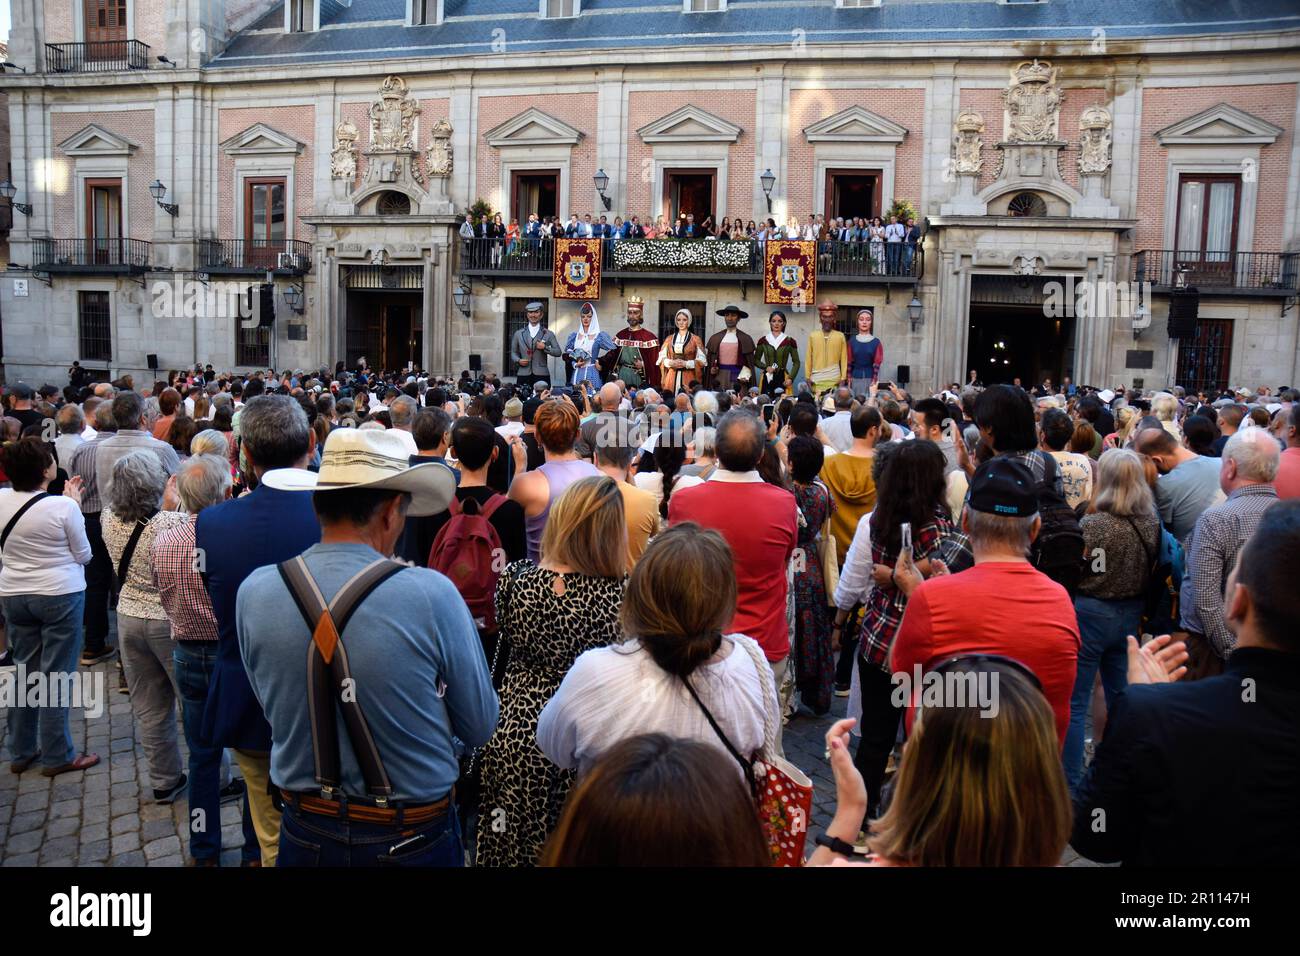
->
[6, 383, 46, 434]
[888, 455, 1080, 754]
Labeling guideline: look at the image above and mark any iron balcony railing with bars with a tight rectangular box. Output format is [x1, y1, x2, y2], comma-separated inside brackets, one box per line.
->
[198, 239, 313, 275]
[33, 238, 151, 273]
[45, 40, 152, 73]
[1132, 250, 1300, 297]
[458, 237, 924, 282]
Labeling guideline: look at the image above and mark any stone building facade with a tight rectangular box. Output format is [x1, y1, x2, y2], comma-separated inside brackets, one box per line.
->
[1, 0, 1298, 394]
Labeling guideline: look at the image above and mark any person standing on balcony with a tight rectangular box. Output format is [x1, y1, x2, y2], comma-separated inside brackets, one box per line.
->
[884, 215, 905, 274]
[807, 300, 849, 398]
[705, 305, 756, 392]
[511, 302, 562, 391]
[565, 303, 616, 390]
[903, 217, 922, 275]
[658, 309, 708, 395]
[605, 297, 661, 390]
[754, 310, 801, 396]
[869, 217, 886, 274]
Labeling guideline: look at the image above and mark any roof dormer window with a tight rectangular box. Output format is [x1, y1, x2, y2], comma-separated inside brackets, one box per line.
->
[541, 0, 579, 19]
[685, 0, 726, 10]
[286, 0, 311, 33]
[409, 0, 443, 26]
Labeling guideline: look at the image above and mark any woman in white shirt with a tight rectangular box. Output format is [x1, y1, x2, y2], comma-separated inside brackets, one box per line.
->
[537, 523, 777, 776]
[0, 436, 98, 776]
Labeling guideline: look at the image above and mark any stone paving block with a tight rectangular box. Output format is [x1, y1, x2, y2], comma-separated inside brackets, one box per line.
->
[45, 817, 81, 840]
[5, 829, 44, 855]
[1, 853, 39, 867]
[110, 796, 138, 817]
[51, 782, 81, 802]
[38, 836, 78, 863]
[81, 822, 110, 845]
[111, 814, 140, 836]
[110, 765, 136, 784]
[143, 836, 182, 861]
[140, 802, 172, 822]
[110, 781, 137, 800]
[110, 737, 136, 753]
[111, 831, 141, 855]
[109, 851, 146, 866]
[49, 799, 80, 820]
[13, 791, 48, 815]
[82, 803, 110, 825]
[79, 840, 110, 864]
[83, 786, 109, 806]
[16, 774, 50, 794]
[9, 811, 46, 835]
[143, 817, 175, 842]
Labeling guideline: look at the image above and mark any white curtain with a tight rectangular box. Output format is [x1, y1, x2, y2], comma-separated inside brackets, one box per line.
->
[1205, 182, 1236, 262]
[1176, 181, 1203, 260]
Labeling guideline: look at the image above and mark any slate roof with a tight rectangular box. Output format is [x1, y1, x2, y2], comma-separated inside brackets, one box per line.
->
[214, 0, 1300, 70]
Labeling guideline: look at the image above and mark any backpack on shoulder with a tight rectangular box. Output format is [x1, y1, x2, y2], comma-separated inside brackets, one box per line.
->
[428, 494, 508, 632]
[1029, 452, 1086, 596]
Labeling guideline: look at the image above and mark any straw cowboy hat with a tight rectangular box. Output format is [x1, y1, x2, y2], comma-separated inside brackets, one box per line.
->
[261, 427, 457, 517]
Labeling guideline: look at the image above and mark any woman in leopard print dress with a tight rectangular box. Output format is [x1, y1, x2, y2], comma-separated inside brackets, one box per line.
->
[474, 476, 628, 867]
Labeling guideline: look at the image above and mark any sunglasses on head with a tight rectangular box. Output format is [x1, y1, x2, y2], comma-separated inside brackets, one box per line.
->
[930, 653, 1043, 691]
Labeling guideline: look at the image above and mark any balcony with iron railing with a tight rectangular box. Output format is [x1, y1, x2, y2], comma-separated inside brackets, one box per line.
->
[458, 237, 924, 284]
[45, 39, 151, 73]
[198, 239, 313, 276]
[33, 238, 151, 274]
[1132, 250, 1300, 297]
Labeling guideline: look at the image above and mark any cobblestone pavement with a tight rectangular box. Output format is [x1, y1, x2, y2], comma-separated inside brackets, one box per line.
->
[2, 657, 1093, 866]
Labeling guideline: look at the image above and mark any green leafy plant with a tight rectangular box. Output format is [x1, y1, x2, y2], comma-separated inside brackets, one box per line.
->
[469, 198, 494, 222]
[887, 198, 918, 223]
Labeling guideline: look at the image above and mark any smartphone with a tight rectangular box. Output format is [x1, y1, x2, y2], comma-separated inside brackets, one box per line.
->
[761, 403, 776, 426]
[900, 522, 912, 556]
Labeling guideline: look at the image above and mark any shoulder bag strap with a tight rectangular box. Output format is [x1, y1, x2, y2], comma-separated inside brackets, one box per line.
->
[115, 509, 158, 587]
[1, 492, 51, 552]
[681, 671, 755, 790]
[732, 635, 780, 760]
[277, 556, 406, 801]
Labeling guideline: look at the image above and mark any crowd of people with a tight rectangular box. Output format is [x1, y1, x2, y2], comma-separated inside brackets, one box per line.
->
[1, 358, 1296, 868]
[459, 210, 923, 275]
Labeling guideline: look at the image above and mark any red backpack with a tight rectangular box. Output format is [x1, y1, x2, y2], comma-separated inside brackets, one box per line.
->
[428, 494, 507, 631]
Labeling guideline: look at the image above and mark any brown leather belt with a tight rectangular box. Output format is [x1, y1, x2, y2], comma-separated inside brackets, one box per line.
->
[281, 789, 450, 825]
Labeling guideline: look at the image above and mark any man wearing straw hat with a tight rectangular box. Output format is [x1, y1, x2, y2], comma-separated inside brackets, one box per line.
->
[235, 428, 499, 867]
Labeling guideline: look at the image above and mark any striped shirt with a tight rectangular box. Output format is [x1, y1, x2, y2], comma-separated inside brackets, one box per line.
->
[69, 431, 113, 515]
[1180, 483, 1278, 657]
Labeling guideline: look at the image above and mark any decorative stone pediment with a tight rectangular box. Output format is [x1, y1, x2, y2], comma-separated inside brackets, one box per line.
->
[221, 123, 305, 157]
[485, 108, 584, 148]
[803, 106, 907, 144]
[58, 124, 138, 157]
[637, 105, 742, 144]
[1155, 103, 1282, 146]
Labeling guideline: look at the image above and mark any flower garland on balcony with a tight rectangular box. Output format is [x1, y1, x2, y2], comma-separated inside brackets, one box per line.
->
[613, 238, 753, 272]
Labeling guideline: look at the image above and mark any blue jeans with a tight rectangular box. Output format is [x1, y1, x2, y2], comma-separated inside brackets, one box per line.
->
[278, 801, 463, 867]
[174, 641, 259, 863]
[886, 242, 902, 274]
[1063, 594, 1143, 793]
[3, 591, 86, 769]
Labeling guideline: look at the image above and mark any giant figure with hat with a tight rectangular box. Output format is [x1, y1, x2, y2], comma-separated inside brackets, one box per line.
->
[705, 304, 757, 391]
[510, 300, 561, 390]
[604, 295, 661, 389]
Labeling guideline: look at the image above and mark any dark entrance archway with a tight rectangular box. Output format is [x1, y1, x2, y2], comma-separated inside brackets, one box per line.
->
[966, 276, 1077, 387]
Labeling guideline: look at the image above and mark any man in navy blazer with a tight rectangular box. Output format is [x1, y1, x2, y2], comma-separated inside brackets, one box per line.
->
[1072, 501, 1300, 866]
[198, 395, 320, 866]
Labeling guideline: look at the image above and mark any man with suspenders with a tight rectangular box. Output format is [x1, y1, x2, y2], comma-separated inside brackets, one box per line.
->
[237, 428, 498, 866]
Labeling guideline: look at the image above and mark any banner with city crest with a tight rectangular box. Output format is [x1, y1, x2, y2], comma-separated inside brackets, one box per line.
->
[764, 240, 816, 306]
[553, 238, 603, 300]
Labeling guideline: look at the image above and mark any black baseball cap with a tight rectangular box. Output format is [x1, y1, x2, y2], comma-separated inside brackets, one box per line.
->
[968, 458, 1038, 518]
[7, 383, 34, 400]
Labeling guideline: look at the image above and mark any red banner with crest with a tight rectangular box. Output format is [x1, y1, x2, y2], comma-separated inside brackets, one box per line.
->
[764, 239, 817, 306]
[553, 238, 603, 300]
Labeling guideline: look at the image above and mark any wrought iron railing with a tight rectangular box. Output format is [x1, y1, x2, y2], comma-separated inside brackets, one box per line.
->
[33, 238, 151, 271]
[45, 40, 152, 73]
[458, 237, 924, 280]
[1133, 249, 1300, 294]
[199, 239, 313, 274]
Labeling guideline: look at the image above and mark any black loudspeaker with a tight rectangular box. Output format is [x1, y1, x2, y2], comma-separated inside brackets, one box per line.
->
[146, 354, 158, 370]
[258, 284, 276, 328]
[896, 364, 910, 386]
[1167, 289, 1200, 339]
[469, 353, 482, 372]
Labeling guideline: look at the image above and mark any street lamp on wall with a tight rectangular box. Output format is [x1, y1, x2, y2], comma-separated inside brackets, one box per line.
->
[593, 169, 612, 212]
[907, 289, 924, 333]
[0, 180, 32, 217]
[760, 169, 776, 214]
[149, 180, 180, 217]
[282, 283, 305, 315]
[453, 283, 471, 316]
